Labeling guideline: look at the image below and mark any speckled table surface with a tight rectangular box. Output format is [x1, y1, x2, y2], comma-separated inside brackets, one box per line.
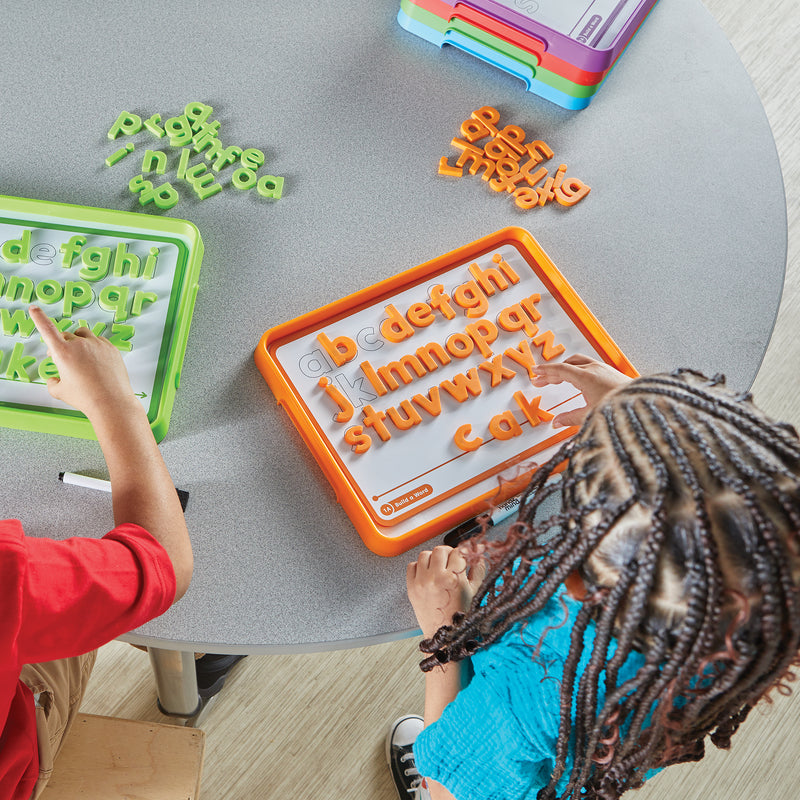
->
[0, 0, 786, 653]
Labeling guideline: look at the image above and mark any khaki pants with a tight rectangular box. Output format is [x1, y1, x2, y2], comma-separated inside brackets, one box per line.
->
[19, 651, 97, 800]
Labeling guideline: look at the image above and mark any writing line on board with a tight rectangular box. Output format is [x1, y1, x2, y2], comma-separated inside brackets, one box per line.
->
[373, 390, 582, 499]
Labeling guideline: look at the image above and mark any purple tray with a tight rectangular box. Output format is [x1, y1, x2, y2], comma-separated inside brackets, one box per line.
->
[437, 0, 659, 73]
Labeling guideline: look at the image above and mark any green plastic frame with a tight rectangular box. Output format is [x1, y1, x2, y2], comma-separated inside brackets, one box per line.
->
[0, 194, 203, 442]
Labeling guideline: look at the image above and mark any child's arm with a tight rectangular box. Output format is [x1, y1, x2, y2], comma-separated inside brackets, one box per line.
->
[407, 545, 485, 724]
[30, 306, 193, 601]
[532, 354, 633, 428]
[407, 546, 482, 800]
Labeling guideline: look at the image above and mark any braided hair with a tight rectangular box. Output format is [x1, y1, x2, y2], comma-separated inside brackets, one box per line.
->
[421, 369, 800, 799]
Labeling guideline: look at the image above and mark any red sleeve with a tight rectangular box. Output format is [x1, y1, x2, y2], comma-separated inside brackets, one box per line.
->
[17, 523, 177, 664]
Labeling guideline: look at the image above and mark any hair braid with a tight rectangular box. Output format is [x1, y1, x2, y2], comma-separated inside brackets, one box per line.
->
[678, 409, 800, 714]
[573, 572, 639, 776]
[641, 402, 727, 721]
[685, 413, 800, 709]
[542, 600, 597, 800]
[601, 403, 671, 690]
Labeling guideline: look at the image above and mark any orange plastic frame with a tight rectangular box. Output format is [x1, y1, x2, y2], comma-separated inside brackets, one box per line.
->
[255, 227, 637, 556]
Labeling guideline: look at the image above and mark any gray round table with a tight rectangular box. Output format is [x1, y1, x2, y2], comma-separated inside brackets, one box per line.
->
[0, 0, 786, 715]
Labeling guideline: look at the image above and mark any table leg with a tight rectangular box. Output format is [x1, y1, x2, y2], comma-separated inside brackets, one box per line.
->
[147, 647, 202, 718]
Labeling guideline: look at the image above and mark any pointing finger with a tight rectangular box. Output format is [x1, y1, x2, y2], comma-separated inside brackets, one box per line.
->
[531, 361, 581, 387]
[551, 407, 589, 429]
[29, 306, 64, 351]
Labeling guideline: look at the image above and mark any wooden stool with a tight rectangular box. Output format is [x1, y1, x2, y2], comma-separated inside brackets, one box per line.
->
[40, 713, 205, 799]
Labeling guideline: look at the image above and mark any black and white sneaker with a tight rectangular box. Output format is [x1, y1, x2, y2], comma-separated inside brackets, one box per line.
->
[195, 654, 247, 701]
[386, 715, 431, 800]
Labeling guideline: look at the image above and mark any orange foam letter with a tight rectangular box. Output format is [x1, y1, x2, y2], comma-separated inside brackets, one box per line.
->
[514, 391, 555, 427]
[555, 178, 591, 206]
[361, 405, 392, 442]
[344, 425, 371, 454]
[380, 304, 415, 343]
[489, 410, 523, 440]
[532, 330, 566, 361]
[504, 340, 537, 379]
[497, 303, 539, 337]
[318, 377, 354, 423]
[454, 424, 483, 452]
[412, 386, 442, 418]
[317, 331, 357, 367]
[464, 319, 498, 357]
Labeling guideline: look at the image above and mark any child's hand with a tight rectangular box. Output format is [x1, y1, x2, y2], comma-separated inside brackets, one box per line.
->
[532, 354, 633, 428]
[29, 305, 139, 421]
[407, 545, 486, 640]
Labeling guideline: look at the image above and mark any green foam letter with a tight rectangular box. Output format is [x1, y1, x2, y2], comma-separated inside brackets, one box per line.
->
[79, 246, 112, 281]
[62, 281, 94, 317]
[107, 111, 143, 139]
[1, 229, 31, 263]
[99, 284, 131, 322]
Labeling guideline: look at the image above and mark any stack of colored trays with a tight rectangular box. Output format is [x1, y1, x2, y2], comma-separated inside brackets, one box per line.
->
[397, 0, 660, 110]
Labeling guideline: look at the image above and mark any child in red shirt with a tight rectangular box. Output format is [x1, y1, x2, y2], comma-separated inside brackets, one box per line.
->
[0, 306, 194, 800]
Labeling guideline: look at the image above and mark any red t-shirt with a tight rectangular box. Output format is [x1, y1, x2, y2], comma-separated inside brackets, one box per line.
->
[0, 518, 177, 800]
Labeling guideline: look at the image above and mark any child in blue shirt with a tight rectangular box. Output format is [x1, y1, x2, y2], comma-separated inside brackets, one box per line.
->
[387, 356, 800, 800]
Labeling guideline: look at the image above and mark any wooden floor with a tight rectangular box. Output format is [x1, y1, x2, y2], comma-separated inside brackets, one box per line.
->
[79, 2, 800, 798]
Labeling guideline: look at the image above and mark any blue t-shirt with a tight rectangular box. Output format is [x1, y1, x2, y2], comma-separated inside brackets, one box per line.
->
[413, 583, 659, 800]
